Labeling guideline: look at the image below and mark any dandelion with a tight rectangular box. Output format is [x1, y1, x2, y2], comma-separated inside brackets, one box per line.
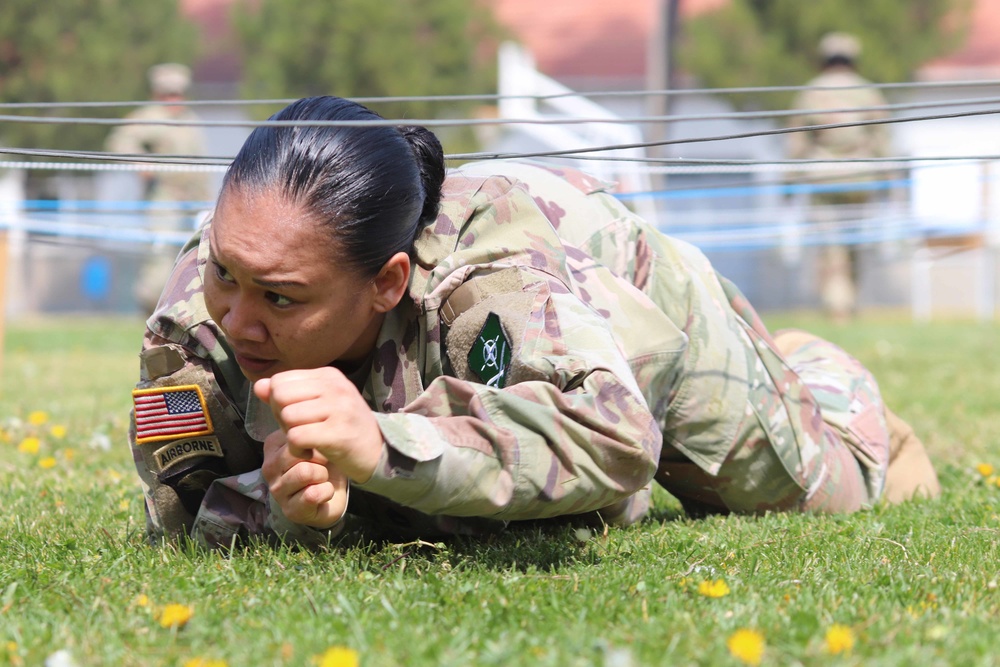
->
[184, 659, 228, 667]
[49, 424, 68, 439]
[697, 579, 730, 598]
[825, 624, 855, 655]
[17, 437, 41, 455]
[135, 594, 150, 608]
[62, 448, 76, 462]
[727, 629, 765, 666]
[88, 432, 112, 451]
[39, 457, 57, 469]
[119, 499, 130, 511]
[977, 463, 995, 477]
[312, 646, 359, 667]
[158, 603, 194, 629]
[27, 410, 49, 426]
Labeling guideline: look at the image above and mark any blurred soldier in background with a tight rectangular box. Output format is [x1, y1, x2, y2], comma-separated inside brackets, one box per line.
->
[788, 33, 891, 324]
[106, 63, 213, 315]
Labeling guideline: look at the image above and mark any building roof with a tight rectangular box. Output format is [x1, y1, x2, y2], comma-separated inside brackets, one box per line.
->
[489, 0, 726, 86]
[919, 0, 1000, 79]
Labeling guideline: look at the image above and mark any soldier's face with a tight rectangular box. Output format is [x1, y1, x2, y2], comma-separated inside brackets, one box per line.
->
[203, 187, 386, 381]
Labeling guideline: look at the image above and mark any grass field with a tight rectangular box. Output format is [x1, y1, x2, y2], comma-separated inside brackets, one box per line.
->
[1, 313, 998, 666]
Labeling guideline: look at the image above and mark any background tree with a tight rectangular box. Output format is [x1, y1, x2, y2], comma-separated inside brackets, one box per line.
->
[0, 0, 199, 153]
[232, 0, 503, 151]
[676, 0, 974, 109]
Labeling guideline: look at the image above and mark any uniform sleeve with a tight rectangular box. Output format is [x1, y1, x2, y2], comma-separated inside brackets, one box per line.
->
[356, 269, 663, 522]
[129, 242, 341, 549]
[130, 334, 343, 550]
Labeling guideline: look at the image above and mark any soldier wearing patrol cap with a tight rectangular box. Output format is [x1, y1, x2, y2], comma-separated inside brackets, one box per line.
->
[106, 63, 213, 315]
[127, 96, 939, 550]
[788, 33, 892, 324]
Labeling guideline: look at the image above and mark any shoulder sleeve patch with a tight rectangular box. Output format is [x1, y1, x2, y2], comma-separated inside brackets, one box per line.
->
[468, 312, 512, 388]
[132, 384, 214, 444]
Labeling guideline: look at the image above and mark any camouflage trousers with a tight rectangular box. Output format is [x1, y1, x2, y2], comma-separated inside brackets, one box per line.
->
[812, 191, 877, 322]
[655, 329, 933, 515]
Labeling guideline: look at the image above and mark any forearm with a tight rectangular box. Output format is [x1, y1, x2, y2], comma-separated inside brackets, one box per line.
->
[358, 372, 660, 521]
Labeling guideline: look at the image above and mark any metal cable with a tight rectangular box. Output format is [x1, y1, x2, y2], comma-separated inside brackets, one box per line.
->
[3, 76, 1000, 111]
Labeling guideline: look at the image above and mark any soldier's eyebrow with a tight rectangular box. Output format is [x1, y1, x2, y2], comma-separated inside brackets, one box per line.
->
[252, 276, 308, 290]
[206, 236, 308, 290]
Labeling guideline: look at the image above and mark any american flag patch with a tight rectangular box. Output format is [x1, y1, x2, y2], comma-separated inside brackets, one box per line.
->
[132, 385, 214, 444]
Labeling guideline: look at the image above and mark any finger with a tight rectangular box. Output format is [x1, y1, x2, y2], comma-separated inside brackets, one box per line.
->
[268, 368, 349, 408]
[276, 397, 334, 429]
[282, 481, 344, 528]
[253, 377, 272, 404]
[269, 460, 329, 500]
[260, 430, 288, 484]
[284, 422, 345, 461]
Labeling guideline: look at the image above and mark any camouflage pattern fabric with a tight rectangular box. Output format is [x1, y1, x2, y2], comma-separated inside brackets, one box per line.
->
[105, 104, 213, 204]
[787, 69, 891, 182]
[128, 161, 892, 549]
[787, 69, 891, 318]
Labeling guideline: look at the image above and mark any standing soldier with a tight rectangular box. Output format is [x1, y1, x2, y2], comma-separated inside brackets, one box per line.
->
[106, 63, 213, 315]
[788, 33, 891, 323]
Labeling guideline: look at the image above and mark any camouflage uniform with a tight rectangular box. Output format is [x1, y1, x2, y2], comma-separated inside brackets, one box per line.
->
[788, 69, 892, 319]
[106, 104, 214, 315]
[129, 162, 900, 549]
[105, 104, 213, 204]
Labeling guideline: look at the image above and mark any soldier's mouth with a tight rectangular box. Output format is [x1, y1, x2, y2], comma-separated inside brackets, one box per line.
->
[234, 351, 277, 376]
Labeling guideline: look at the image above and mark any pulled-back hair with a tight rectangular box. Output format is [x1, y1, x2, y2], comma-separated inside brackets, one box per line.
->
[222, 96, 445, 278]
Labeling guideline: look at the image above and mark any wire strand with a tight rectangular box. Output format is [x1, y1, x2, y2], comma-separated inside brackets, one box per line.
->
[3, 77, 1000, 110]
[4, 94, 1000, 128]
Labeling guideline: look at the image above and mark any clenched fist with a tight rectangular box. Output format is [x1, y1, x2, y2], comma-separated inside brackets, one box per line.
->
[256, 367, 384, 528]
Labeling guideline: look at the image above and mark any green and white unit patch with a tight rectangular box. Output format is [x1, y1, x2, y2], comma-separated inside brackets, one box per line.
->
[468, 311, 512, 388]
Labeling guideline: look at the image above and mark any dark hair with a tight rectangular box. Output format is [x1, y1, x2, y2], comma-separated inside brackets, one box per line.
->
[222, 96, 445, 278]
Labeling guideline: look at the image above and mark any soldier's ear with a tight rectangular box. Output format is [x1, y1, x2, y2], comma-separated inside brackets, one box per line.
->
[371, 252, 410, 313]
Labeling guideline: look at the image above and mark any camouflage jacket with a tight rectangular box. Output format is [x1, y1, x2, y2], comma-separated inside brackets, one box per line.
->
[787, 68, 891, 182]
[105, 105, 213, 203]
[130, 161, 862, 548]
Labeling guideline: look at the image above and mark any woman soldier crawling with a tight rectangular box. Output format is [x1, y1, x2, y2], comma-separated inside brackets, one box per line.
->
[128, 96, 939, 548]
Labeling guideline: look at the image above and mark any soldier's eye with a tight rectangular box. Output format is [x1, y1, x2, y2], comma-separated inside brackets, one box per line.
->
[213, 261, 235, 283]
[265, 291, 294, 307]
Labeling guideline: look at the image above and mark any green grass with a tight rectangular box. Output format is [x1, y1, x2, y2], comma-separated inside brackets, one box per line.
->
[1, 313, 998, 666]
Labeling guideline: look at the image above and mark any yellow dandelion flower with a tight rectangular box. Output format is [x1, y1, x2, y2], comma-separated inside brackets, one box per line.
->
[697, 579, 730, 598]
[63, 448, 76, 462]
[825, 624, 855, 654]
[28, 410, 49, 426]
[184, 659, 228, 667]
[978, 463, 995, 477]
[38, 456, 57, 469]
[994, 477, 1000, 489]
[158, 603, 194, 629]
[727, 629, 765, 666]
[119, 499, 130, 511]
[312, 646, 359, 667]
[17, 437, 41, 455]
[5, 641, 16, 652]
[136, 594, 150, 608]
[49, 424, 68, 439]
